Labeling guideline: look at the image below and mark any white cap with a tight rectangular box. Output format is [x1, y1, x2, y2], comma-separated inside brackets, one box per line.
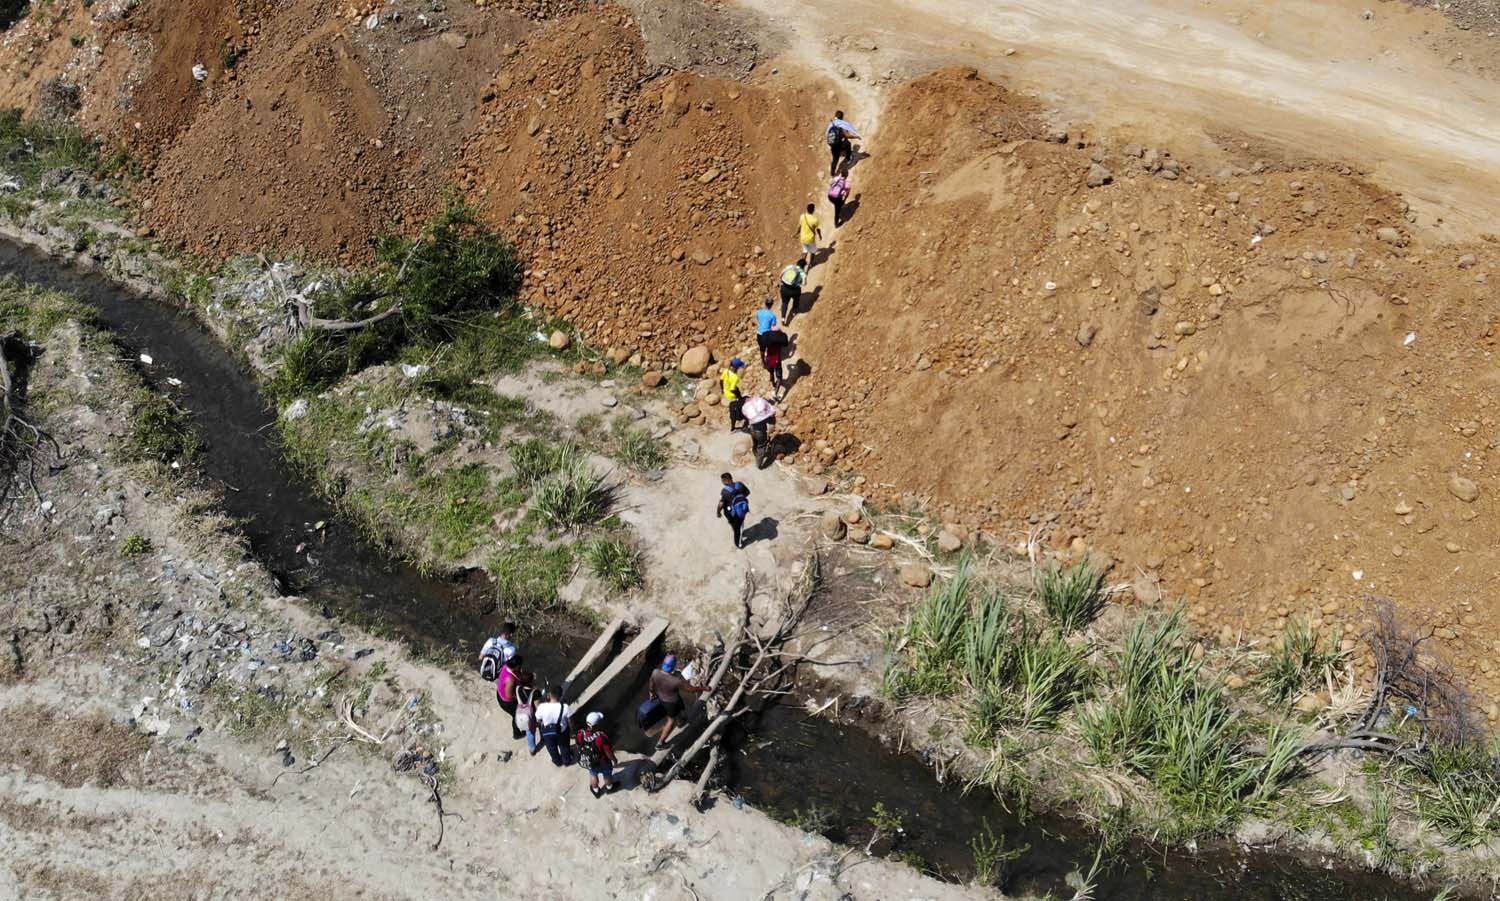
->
[586, 711, 604, 727]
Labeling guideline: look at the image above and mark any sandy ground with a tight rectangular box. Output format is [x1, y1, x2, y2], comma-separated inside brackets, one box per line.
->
[731, 0, 1500, 238]
[0, 316, 985, 900]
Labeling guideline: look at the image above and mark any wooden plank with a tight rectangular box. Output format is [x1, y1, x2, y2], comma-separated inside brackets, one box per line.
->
[572, 617, 669, 709]
[561, 614, 626, 691]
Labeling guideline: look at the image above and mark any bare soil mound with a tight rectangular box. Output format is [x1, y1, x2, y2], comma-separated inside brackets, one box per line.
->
[793, 68, 1500, 692]
[454, 7, 825, 366]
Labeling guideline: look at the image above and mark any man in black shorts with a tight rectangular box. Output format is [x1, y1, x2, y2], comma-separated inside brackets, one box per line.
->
[646, 654, 705, 744]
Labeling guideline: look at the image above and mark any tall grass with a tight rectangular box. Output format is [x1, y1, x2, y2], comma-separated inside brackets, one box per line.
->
[584, 535, 644, 592]
[511, 437, 581, 486]
[1258, 618, 1345, 705]
[1037, 559, 1106, 634]
[882, 562, 974, 699]
[1403, 740, 1500, 849]
[1079, 610, 1304, 835]
[611, 417, 667, 470]
[533, 457, 614, 529]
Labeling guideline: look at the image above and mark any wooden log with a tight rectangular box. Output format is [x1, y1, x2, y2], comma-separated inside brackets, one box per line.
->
[560, 614, 626, 694]
[572, 617, 668, 709]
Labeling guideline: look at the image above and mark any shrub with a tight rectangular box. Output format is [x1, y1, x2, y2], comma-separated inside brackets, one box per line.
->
[584, 536, 644, 592]
[510, 437, 580, 487]
[1258, 618, 1345, 705]
[533, 458, 614, 529]
[1079, 611, 1304, 835]
[1036, 558, 1106, 634]
[1403, 739, 1500, 849]
[119, 534, 152, 557]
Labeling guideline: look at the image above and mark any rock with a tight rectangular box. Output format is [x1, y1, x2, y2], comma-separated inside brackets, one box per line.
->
[936, 530, 963, 553]
[548, 330, 571, 350]
[804, 477, 830, 496]
[841, 510, 863, 526]
[526, 117, 542, 137]
[820, 510, 847, 540]
[641, 370, 665, 388]
[1457, 254, 1478, 269]
[1375, 226, 1402, 245]
[1075, 322, 1099, 347]
[690, 250, 713, 266]
[1173, 321, 1197, 336]
[847, 523, 872, 544]
[697, 169, 720, 185]
[900, 563, 934, 589]
[1294, 690, 1329, 714]
[439, 31, 468, 49]
[1132, 572, 1161, 604]
[870, 533, 894, 550]
[601, 397, 618, 408]
[1449, 474, 1480, 503]
[729, 432, 754, 459]
[1085, 163, 1113, 188]
[679, 345, 712, 376]
[1446, 541, 1462, 553]
[1225, 674, 1246, 690]
[1393, 500, 1414, 515]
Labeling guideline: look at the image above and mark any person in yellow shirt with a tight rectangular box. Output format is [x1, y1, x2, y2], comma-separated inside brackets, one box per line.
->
[797, 203, 821, 269]
[720, 358, 747, 431]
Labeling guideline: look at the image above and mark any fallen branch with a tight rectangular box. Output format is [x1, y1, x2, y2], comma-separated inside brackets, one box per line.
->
[419, 772, 462, 851]
[0, 332, 59, 525]
[270, 735, 352, 786]
[692, 743, 722, 808]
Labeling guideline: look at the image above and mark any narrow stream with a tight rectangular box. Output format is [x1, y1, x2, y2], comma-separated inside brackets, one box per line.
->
[2, 238, 1447, 899]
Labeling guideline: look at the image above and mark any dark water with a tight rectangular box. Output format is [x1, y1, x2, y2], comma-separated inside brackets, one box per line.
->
[1, 238, 1449, 899]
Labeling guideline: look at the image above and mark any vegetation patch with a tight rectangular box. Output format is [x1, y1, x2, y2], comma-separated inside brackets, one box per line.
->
[123, 390, 203, 467]
[584, 535, 644, 593]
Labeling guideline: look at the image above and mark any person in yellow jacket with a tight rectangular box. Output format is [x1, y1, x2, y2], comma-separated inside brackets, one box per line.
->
[779, 260, 807, 322]
[720, 358, 747, 431]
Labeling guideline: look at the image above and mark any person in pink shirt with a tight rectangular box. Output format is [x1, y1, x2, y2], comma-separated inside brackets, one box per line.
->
[495, 654, 526, 740]
[829, 165, 851, 227]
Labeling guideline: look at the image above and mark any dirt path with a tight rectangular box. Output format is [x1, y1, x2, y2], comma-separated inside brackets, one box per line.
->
[732, 0, 1500, 237]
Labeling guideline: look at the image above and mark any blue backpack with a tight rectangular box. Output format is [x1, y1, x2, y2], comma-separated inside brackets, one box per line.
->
[725, 482, 750, 519]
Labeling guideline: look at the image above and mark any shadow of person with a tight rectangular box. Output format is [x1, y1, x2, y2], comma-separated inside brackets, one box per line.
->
[782, 358, 813, 394]
[740, 516, 780, 547]
[792, 285, 823, 321]
[612, 758, 652, 792]
[839, 194, 861, 227]
[769, 433, 801, 458]
[812, 241, 836, 269]
[845, 146, 870, 172]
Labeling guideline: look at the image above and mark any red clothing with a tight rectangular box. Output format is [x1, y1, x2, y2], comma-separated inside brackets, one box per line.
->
[576, 728, 614, 763]
[763, 343, 782, 369]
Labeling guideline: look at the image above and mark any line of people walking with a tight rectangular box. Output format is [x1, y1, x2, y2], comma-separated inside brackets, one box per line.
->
[481, 626, 711, 799]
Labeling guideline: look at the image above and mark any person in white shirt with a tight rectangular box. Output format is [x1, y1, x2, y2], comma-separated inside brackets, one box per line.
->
[533, 685, 574, 766]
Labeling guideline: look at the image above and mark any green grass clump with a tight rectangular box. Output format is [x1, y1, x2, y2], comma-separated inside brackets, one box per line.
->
[405, 463, 498, 561]
[486, 542, 575, 615]
[1079, 611, 1304, 836]
[584, 535, 644, 592]
[0, 108, 100, 181]
[510, 437, 581, 487]
[969, 634, 1091, 737]
[119, 533, 152, 557]
[0, 276, 91, 338]
[1036, 559, 1106, 635]
[1402, 740, 1500, 849]
[124, 391, 202, 466]
[882, 562, 973, 699]
[1258, 618, 1345, 705]
[533, 457, 614, 530]
[610, 417, 667, 470]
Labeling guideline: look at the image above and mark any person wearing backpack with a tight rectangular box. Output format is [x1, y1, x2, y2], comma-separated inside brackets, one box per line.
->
[494, 654, 527, 741]
[576, 712, 619, 798]
[716, 472, 751, 549]
[829, 165, 852, 227]
[760, 329, 786, 400]
[478, 621, 518, 682]
[825, 110, 861, 176]
[534, 685, 574, 767]
[778, 260, 806, 322]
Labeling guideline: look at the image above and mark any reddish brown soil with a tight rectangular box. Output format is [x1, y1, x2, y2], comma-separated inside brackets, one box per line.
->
[790, 68, 1500, 690]
[454, 8, 823, 366]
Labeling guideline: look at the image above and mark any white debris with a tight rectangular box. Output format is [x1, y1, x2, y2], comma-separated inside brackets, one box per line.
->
[1403, 332, 1417, 346]
[364, 13, 379, 29]
[139, 353, 154, 364]
[282, 399, 310, 421]
[191, 64, 208, 82]
[400, 363, 428, 379]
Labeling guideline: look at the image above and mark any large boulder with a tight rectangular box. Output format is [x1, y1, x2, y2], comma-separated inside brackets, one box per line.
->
[680, 345, 712, 377]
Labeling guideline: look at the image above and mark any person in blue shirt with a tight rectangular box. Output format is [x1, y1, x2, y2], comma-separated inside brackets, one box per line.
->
[755, 297, 778, 335]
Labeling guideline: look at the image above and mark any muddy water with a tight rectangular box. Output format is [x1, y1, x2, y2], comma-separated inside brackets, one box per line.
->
[2, 238, 1445, 899]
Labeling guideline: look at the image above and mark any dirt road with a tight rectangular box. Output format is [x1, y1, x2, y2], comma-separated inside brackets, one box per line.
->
[732, 0, 1500, 236]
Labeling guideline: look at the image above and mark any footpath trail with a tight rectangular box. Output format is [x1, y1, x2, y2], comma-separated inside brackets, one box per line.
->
[732, 0, 1500, 237]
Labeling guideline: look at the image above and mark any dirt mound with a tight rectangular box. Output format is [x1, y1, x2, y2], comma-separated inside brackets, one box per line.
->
[454, 7, 825, 367]
[794, 67, 1500, 691]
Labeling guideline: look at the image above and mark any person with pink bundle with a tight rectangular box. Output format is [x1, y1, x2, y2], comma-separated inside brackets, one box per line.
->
[829, 165, 852, 227]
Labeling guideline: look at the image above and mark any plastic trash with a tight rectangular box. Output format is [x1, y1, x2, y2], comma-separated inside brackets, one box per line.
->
[1403, 332, 1417, 346]
[191, 64, 208, 82]
[139, 353, 153, 364]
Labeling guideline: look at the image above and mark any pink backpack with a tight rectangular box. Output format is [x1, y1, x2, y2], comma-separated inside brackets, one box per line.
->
[828, 176, 848, 200]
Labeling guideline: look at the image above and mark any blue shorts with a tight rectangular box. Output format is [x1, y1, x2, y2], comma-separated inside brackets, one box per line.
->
[589, 763, 614, 779]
